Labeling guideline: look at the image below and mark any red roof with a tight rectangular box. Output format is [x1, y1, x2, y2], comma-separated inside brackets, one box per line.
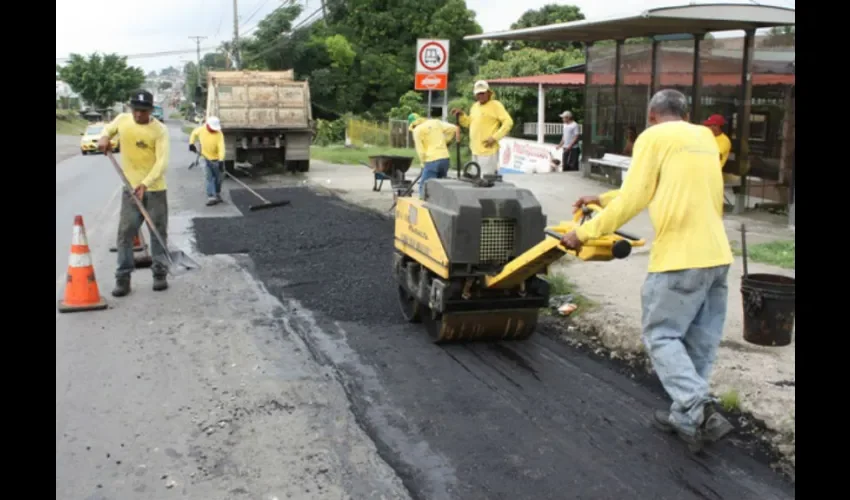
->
[486, 72, 794, 87]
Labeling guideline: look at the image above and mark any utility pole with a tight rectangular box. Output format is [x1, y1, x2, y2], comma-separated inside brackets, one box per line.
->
[232, 0, 240, 69]
[188, 36, 206, 82]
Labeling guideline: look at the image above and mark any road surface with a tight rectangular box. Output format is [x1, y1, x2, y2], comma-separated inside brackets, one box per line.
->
[55, 117, 411, 499]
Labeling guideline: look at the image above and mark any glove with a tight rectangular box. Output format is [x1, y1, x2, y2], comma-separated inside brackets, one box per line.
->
[189, 144, 197, 153]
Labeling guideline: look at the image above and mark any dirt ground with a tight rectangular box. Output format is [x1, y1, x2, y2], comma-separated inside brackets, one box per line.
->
[261, 160, 796, 468]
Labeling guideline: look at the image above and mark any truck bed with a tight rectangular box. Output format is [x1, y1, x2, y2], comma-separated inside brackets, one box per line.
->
[206, 70, 312, 130]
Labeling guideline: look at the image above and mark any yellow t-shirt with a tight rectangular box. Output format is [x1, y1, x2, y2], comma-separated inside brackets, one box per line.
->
[458, 98, 514, 156]
[716, 132, 732, 168]
[412, 119, 458, 164]
[575, 120, 733, 273]
[189, 126, 226, 161]
[101, 113, 170, 191]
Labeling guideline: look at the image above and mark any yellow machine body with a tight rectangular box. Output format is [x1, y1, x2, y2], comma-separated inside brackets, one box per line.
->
[392, 178, 643, 343]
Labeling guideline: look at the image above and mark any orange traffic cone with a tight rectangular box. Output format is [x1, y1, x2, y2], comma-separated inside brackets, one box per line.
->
[58, 215, 109, 313]
[134, 230, 153, 269]
[110, 232, 146, 253]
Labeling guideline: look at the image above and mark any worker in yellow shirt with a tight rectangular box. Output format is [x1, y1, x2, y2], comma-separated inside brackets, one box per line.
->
[189, 117, 227, 206]
[98, 89, 171, 296]
[561, 89, 735, 451]
[703, 114, 737, 186]
[408, 113, 460, 197]
[451, 80, 513, 177]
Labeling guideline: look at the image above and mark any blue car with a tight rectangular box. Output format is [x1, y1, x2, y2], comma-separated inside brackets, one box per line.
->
[152, 105, 164, 121]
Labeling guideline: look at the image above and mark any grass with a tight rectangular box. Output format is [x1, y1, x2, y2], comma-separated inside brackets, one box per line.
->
[56, 110, 88, 136]
[311, 144, 421, 167]
[732, 239, 795, 269]
[170, 112, 184, 119]
[718, 389, 742, 412]
[542, 272, 596, 317]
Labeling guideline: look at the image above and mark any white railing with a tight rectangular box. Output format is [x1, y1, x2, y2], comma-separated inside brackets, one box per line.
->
[523, 122, 583, 137]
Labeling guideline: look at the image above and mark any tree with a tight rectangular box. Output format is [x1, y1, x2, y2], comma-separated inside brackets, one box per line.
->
[58, 53, 146, 111]
[505, 4, 585, 52]
[158, 81, 173, 91]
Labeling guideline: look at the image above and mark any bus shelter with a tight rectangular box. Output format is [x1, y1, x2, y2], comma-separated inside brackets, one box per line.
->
[465, 3, 795, 225]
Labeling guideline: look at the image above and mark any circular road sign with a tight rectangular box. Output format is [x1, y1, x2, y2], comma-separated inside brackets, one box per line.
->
[418, 41, 448, 72]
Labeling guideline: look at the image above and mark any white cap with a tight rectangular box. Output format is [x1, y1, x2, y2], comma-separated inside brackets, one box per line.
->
[473, 80, 491, 95]
[559, 111, 573, 118]
[206, 116, 222, 131]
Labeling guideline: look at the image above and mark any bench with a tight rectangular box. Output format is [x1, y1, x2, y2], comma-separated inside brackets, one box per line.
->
[588, 153, 631, 186]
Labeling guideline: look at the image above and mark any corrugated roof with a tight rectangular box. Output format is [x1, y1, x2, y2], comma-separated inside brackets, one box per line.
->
[465, 4, 795, 43]
[486, 72, 794, 88]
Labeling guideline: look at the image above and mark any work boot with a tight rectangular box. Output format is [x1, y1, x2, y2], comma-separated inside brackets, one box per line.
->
[152, 273, 168, 291]
[112, 276, 131, 297]
[206, 196, 219, 206]
[653, 405, 734, 444]
[215, 192, 223, 203]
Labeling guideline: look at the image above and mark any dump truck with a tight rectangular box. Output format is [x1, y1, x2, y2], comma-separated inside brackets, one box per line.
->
[206, 70, 313, 173]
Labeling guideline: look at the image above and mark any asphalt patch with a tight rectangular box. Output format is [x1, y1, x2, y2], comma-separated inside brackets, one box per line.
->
[193, 187, 399, 325]
[192, 186, 795, 500]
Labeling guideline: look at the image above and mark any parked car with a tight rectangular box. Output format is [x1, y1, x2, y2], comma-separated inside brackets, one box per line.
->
[80, 123, 119, 155]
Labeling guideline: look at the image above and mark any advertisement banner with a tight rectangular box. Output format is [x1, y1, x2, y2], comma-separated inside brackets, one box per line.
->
[497, 137, 560, 174]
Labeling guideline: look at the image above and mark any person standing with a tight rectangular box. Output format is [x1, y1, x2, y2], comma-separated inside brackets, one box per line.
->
[561, 89, 735, 449]
[408, 113, 460, 197]
[556, 110, 581, 171]
[703, 114, 732, 169]
[98, 89, 171, 296]
[451, 80, 513, 177]
[189, 116, 226, 206]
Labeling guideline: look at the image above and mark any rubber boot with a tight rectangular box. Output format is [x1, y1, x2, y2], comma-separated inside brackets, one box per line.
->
[112, 276, 131, 297]
[153, 273, 169, 292]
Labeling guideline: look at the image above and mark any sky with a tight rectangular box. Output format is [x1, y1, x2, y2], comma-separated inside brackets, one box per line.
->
[56, 0, 795, 74]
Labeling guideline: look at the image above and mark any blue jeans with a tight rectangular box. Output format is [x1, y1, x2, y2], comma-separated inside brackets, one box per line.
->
[641, 264, 730, 436]
[419, 158, 450, 197]
[204, 158, 223, 197]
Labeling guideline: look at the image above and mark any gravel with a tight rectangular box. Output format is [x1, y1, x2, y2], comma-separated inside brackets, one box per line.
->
[193, 187, 400, 325]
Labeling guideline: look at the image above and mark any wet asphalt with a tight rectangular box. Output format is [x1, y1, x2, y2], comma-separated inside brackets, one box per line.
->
[192, 186, 796, 500]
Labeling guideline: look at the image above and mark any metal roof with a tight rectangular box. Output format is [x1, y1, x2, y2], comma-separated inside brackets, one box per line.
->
[485, 72, 794, 88]
[464, 4, 795, 43]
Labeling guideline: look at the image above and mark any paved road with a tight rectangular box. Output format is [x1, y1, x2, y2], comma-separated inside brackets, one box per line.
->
[194, 186, 797, 500]
[55, 118, 411, 499]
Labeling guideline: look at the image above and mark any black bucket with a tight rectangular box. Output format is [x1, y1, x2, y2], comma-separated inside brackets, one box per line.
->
[741, 273, 795, 347]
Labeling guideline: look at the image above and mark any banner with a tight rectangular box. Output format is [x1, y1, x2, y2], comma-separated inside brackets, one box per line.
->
[497, 137, 560, 174]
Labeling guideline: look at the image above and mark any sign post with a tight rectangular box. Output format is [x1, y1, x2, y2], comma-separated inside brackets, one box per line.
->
[415, 39, 450, 118]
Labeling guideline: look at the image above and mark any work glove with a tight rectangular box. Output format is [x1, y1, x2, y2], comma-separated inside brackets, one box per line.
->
[189, 144, 197, 153]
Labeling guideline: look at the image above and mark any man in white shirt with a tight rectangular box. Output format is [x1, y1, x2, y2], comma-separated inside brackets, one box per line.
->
[556, 111, 580, 171]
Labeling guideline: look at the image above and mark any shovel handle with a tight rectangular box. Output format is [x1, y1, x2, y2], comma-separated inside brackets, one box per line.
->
[105, 152, 174, 267]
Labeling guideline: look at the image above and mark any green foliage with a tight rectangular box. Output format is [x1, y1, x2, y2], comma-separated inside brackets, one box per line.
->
[506, 4, 585, 52]
[313, 116, 349, 146]
[388, 91, 426, 120]
[58, 53, 146, 111]
[158, 81, 173, 91]
[324, 34, 355, 69]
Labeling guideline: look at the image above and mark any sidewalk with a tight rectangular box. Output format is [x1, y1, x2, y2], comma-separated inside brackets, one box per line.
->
[290, 162, 796, 465]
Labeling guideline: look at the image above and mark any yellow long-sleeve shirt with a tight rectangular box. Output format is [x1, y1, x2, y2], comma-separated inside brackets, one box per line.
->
[716, 132, 732, 168]
[575, 120, 733, 273]
[413, 119, 458, 164]
[457, 98, 513, 156]
[101, 113, 170, 191]
[189, 126, 226, 161]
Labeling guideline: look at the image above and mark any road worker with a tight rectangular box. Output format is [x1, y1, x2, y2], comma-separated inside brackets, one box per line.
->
[189, 116, 226, 206]
[562, 89, 735, 449]
[97, 89, 171, 296]
[451, 80, 513, 177]
[408, 113, 460, 198]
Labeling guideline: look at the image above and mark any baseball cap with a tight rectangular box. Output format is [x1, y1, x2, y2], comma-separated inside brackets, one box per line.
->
[473, 80, 491, 95]
[206, 116, 222, 131]
[407, 113, 421, 126]
[559, 111, 573, 118]
[129, 89, 154, 110]
[703, 114, 725, 126]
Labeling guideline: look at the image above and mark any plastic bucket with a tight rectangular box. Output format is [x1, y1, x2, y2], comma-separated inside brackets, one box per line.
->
[740, 273, 795, 347]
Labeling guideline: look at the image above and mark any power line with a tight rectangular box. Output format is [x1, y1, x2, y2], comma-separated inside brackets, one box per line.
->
[241, 0, 274, 29]
[243, 4, 324, 63]
[56, 47, 219, 63]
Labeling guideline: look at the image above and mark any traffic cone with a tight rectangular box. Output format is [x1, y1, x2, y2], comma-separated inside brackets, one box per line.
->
[110, 232, 146, 253]
[134, 230, 153, 269]
[58, 215, 108, 313]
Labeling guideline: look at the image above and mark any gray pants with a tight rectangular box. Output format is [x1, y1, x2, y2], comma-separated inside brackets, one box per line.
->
[116, 190, 169, 278]
[641, 264, 730, 435]
[473, 153, 499, 176]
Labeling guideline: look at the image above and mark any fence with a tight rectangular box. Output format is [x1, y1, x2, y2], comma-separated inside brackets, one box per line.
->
[523, 122, 584, 137]
[346, 118, 412, 149]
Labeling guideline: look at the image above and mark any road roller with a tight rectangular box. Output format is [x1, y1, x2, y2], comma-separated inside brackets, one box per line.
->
[393, 168, 645, 343]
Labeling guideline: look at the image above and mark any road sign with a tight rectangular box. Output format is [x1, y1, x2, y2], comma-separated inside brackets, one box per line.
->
[415, 73, 448, 90]
[415, 39, 450, 91]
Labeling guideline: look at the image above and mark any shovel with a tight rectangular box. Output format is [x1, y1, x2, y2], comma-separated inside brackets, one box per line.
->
[105, 151, 200, 275]
[223, 169, 290, 211]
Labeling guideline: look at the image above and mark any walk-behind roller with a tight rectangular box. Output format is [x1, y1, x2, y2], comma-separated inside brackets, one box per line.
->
[393, 169, 645, 343]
